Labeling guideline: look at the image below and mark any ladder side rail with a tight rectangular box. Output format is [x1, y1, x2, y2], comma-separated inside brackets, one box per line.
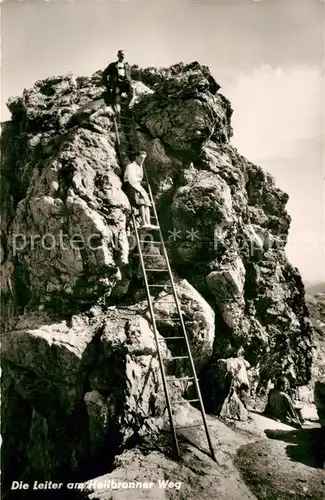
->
[120, 109, 215, 460]
[113, 114, 180, 459]
[131, 212, 180, 459]
[143, 171, 216, 461]
[130, 110, 141, 153]
[113, 115, 121, 146]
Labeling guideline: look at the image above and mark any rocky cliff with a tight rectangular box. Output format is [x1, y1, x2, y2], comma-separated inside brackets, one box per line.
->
[0, 61, 314, 490]
[306, 285, 325, 381]
[305, 285, 325, 432]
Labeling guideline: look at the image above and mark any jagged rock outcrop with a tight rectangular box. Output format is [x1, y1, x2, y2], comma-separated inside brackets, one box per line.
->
[130, 277, 215, 371]
[296, 285, 325, 405]
[200, 357, 250, 419]
[306, 285, 325, 380]
[1, 309, 171, 483]
[0, 60, 314, 487]
[133, 75, 311, 386]
[2, 88, 130, 317]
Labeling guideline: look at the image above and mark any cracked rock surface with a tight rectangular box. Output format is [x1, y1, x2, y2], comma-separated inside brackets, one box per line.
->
[0, 61, 316, 491]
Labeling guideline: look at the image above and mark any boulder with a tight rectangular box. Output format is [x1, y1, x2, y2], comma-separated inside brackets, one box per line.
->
[1, 310, 170, 483]
[200, 357, 250, 420]
[133, 277, 215, 373]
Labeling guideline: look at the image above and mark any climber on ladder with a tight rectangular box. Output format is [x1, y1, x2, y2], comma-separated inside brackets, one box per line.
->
[102, 49, 134, 113]
[123, 150, 158, 230]
[113, 101, 216, 463]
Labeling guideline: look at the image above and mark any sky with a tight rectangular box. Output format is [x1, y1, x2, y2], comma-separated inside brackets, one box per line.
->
[1, 0, 324, 283]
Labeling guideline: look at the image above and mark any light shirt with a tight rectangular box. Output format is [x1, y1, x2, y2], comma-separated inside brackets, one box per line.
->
[124, 161, 143, 186]
[117, 62, 126, 78]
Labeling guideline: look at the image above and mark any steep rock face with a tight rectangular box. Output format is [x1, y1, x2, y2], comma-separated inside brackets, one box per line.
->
[200, 357, 250, 419]
[297, 286, 325, 409]
[1, 74, 131, 324]
[0, 61, 314, 484]
[1, 309, 169, 483]
[307, 288, 325, 334]
[128, 67, 311, 386]
[134, 72, 231, 154]
[131, 277, 215, 371]
[0, 171, 15, 332]
[306, 285, 325, 382]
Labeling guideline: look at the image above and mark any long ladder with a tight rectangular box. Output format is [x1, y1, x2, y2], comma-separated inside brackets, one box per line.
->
[114, 100, 216, 462]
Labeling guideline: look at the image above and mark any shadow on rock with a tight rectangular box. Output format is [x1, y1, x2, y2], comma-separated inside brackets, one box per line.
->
[264, 428, 324, 469]
[66, 98, 106, 129]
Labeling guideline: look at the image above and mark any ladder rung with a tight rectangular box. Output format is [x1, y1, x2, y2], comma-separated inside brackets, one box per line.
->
[152, 301, 177, 304]
[156, 315, 186, 319]
[163, 355, 189, 360]
[162, 336, 184, 340]
[175, 423, 206, 430]
[171, 399, 199, 405]
[134, 254, 165, 258]
[155, 319, 186, 324]
[138, 241, 162, 244]
[148, 284, 172, 288]
[166, 376, 195, 382]
[162, 318, 187, 322]
[114, 114, 217, 462]
[145, 268, 169, 272]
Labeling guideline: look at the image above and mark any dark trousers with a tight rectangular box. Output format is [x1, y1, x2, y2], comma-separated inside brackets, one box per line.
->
[104, 79, 133, 106]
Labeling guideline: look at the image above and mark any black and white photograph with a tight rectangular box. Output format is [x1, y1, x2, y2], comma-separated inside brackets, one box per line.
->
[0, 0, 324, 498]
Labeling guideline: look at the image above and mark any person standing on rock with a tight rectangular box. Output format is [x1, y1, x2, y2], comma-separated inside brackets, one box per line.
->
[123, 151, 158, 230]
[102, 50, 134, 111]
